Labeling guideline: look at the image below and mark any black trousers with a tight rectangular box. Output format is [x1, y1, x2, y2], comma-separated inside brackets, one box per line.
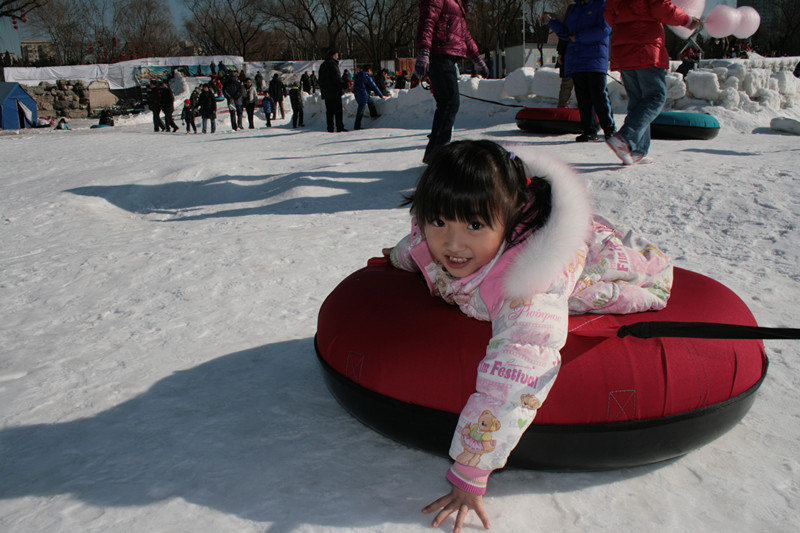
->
[424, 55, 460, 161]
[324, 96, 344, 132]
[152, 108, 165, 131]
[572, 71, 616, 137]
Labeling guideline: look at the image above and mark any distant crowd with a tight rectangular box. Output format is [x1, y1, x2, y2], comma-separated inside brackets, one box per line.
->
[140, 59, 424, 135]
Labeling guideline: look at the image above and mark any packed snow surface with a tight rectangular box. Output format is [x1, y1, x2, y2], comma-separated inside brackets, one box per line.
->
[2, 71, 799, 532]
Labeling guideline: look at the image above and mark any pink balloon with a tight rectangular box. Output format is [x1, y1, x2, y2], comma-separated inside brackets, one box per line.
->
[668, 0, 705, 39]
[704, 4, 741, 39]
[733, 6, 760, 39]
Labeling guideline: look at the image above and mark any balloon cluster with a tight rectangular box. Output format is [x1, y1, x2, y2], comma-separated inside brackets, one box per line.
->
[669, 0, 761, 40]
[705, 5, 760, 39]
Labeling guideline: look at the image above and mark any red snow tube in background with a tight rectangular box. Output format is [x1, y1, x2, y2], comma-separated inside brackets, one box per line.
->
[315, 258, 767, 471]
[515, 107, 583, 135]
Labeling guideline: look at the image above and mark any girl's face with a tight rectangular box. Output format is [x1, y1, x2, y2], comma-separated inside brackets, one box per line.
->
[424, 217, 505, 278]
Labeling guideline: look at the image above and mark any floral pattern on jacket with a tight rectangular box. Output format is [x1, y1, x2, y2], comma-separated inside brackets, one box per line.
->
[389, 146, 673, 493]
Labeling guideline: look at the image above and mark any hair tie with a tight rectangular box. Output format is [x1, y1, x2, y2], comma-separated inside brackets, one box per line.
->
[508, 152, 532, 187]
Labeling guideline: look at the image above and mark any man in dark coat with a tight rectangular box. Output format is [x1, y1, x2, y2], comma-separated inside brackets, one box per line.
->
[268, 73, 287, 120]
[160, 80, 179, 132]
[222, 74, 244, 130]
[318, 49, 347, 132]
[148, 80, 166, 132]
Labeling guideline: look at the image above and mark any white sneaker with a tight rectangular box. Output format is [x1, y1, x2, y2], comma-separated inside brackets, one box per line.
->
[628, 154, 654, 166]
[606, 134, 633, 165]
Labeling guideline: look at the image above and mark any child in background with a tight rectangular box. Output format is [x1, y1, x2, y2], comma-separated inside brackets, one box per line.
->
[181, 99, 197, 134]
[383, 140, 673, 531]
[288, 82, 304, 128]
[260, 91, 275, 128]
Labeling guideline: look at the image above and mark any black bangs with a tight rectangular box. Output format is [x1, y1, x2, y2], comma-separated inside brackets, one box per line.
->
[406, 141, 515, 228]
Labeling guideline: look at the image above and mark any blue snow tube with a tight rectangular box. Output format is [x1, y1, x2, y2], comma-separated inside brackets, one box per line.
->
[650, 111, 720, 140]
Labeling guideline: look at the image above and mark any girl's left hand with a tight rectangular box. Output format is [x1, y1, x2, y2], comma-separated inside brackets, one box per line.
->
[422, 486, 491, 532]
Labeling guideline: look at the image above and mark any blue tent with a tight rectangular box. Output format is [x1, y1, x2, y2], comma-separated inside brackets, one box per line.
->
[0, 82, 38, 129]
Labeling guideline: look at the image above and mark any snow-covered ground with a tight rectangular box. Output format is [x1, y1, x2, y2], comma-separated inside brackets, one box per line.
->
[1, 69, 799, 533]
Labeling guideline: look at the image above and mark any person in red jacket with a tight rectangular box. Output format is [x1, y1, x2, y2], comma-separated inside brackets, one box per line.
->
[415, 0, 489, 164]
[604, 0, 700, 165]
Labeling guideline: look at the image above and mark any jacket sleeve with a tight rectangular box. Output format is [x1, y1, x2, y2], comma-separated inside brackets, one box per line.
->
[416, 0, 444, 51]
[650, 0, 691, 27]
[446, 255, 585, 494]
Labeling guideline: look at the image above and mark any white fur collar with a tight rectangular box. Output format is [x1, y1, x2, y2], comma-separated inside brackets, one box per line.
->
[501, 143, 593, 299]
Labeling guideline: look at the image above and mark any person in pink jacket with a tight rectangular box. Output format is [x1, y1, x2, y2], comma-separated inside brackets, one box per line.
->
[384, 140, 673, 531]
[415, 0, 489, 164]
[604, 0, 700, 165]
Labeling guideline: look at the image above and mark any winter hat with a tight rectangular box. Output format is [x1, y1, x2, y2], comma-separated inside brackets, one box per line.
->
[185, 99, 191, 105]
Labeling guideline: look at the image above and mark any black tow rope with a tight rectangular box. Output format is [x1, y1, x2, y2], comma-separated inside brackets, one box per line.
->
[618, 321, 800, 340]
[459, 92, 525, 108]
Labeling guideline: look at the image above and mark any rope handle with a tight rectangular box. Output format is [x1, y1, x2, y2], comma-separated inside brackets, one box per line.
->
[617, 321, 800, 340]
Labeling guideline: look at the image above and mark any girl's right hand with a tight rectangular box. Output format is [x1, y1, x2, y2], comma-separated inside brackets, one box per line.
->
[422, 486, 491, 532]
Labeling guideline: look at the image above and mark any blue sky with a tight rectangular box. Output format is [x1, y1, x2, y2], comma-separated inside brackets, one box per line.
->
[1, 0, 189, 56]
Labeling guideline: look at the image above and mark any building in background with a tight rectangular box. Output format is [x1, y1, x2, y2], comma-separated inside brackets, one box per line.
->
[20, 39, 54, 64]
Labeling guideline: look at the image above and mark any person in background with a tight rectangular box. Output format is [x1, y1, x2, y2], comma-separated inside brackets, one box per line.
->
[289, 82, 305, 128]
[222, 74, 244, 131]
[353, 64, 387, 130]
[395, 70, 410, 90]
[243, 78, 258, 129]
[198, 83, 217, 134]
[415, 0, 489, 163]
[318, 48, 347, 133]
[260, 90, 275, 128]
[604, 0, 700, 165]
[148, 80, 166, 132]
[301, 71, 312, 93]
[160, 80, 179, 132]
[255, 71, 264, 93]
[268, 73, 287, 120]
[542, 1, 616, 143]
[181, 99, 197, 134]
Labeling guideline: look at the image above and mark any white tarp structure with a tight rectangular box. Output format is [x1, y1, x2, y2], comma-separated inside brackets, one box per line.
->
[3, 56, 244, 89]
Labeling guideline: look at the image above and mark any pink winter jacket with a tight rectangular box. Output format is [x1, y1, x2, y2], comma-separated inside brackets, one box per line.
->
[605, 0, 691, 71]
[416, 0, 481, 59]
[389, 147, 673, 494]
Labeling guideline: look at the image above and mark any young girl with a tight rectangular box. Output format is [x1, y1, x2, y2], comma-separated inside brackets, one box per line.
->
[383, 140, 672, 531]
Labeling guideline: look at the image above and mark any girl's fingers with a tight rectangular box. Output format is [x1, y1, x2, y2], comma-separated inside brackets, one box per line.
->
[432, 507, 455, 527]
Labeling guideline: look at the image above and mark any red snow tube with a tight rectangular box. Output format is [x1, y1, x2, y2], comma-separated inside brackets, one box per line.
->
[515, 107, 583, 135]
[515, 107, 721, 140]
[315, 258, 767, 471]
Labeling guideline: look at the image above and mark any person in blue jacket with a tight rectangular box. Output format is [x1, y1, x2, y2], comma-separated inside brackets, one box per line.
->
[260, 91, 275, 128]
[352, 64, 387, 130]
[542, 0, 615, 142]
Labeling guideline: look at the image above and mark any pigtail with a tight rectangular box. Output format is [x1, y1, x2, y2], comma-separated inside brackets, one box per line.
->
[506, 153, 552, 248]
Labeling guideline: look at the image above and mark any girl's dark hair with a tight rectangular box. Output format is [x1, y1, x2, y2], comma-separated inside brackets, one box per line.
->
[404, 141, 551, 247]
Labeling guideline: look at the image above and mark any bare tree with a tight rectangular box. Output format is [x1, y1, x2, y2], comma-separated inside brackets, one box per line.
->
[1, 0, 45, 19]
[261, 0, 351, 58]
[183, 0, 268, 59]
[770, 0, 800, 56]
[115, 0, 179, 57]
[26, 0, 89, 64]
[347, 0, 416, 66]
